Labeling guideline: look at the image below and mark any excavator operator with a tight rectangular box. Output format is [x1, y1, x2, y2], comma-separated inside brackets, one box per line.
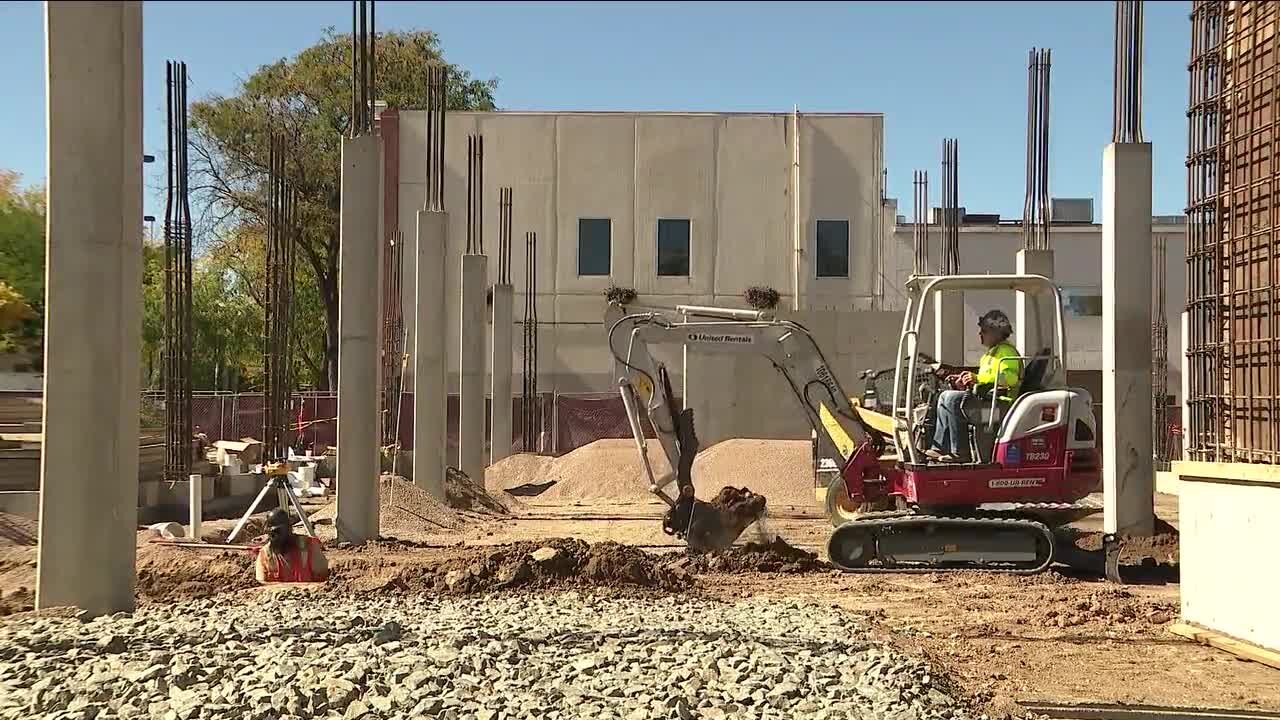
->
[925, 309, 1022, 463]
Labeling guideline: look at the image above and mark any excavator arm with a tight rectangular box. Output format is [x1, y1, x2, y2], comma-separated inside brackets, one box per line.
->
[605, 302, 887, 550]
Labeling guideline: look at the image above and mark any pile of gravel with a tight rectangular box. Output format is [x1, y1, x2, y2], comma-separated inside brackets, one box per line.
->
[692, 439, 815, 509]
[0, 593, 968, 720]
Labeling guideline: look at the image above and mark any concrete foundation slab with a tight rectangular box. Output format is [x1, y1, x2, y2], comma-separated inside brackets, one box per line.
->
[336, 134, 382, 544]
[459, 254, 488, 485]
[37, 0, 144, 616]
[1173, 461, 1280, 653]
[413, 211, 447, 499]
[1102, 142, 1154, 537]
[490, 284, 514, 464]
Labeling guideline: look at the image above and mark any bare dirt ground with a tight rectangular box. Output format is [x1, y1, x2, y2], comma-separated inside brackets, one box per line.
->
[2, 453, 1277, 717]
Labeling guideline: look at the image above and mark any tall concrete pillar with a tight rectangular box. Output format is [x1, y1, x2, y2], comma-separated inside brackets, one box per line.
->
[933, 291, 966, 365]
[459, 255, 488, 484]
[1102, 142, 1155, 537]
[413, 211, 447, 499]
[490, 284, 514, 464]
[37, 0, 144, 616]
[1015, 249, 1056, 358]
[336, 135, 381, 543]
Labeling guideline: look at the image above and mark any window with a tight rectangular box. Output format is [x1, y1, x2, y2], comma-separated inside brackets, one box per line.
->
[657, 218, 691, 277]
[816, 220, 849, 278]
[1062, 287, 1103, 317]
[577, 218, 611, 276]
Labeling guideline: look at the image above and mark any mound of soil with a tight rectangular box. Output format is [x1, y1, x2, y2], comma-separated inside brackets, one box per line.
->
[134, 547, 257, 604]
[1026, 586, 1177, 630]
[486, 453, 557, 496]
[537, 440, 670, 504]
[330, 538, 693, 595]
[680, 537, 827, 574]
[1074, 518, 1180, 564]
[446, 467, 512, 514]
[692, 439, 815, 508]
[0, 512, 36, 547]
[0, 587, 33, 617]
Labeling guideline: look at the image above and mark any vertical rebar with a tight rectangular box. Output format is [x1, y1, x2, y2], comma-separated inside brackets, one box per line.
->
[424, 64, 447, 212]
[938, 139, 960, 275]
[163, 60, 193, 483]
[350, 0, 376, 137]
[911, 171, 930, 276]
[263, 132, 297, 462]
[498, 187, 514, 285]
[1023, 48, 1053, 251]
[523, 231, 539, 451]
[466, 134, 484, 255]
[1114, 0, 1145, 144]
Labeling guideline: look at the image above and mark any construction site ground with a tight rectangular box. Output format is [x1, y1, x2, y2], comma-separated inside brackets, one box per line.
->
[2, 442, 1278, 718]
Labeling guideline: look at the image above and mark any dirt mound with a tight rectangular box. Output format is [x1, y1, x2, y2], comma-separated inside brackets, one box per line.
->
[537, 440, 670, 504]
[330, 538, 692, 595]
[446, 468, 512, 514]
[134, 547, 257, 603]
[202, 517, 268, 545]
[692, 439, 815, 508]
[0, 587, 33, 617]
[1074, 518, 1180, 564]
[0, 512, 36, 547]
[1026, 586, 1177, 630]
[310, 475, 495, 540]
[679, 537, 827, 574]
[486, 453, 557, 496]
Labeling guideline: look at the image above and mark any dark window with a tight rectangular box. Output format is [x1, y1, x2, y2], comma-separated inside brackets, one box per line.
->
[816, 220, 849, 278]
[578, 218, 611, 276]
[657, 218, 691, 277]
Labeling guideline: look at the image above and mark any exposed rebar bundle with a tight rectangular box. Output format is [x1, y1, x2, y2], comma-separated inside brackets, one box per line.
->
[939, 139, 960, 275]
[163, 60, 194, 483]
[1185, 0, 1224, 461]
[1113, 0, 1145, 144]
[911, 170, 930, 276]
[498, 188, 513, 285]
[350, 0, 376, 137]
[380, 231, 405, 448]
[1152, 234, 1169, 468]
[522, 231, 539, 452]
[424, 64, 447, 212]
[1023, 48, 1052, 251]
[466, 135, 485, 255]
[263, 133, 298, 463]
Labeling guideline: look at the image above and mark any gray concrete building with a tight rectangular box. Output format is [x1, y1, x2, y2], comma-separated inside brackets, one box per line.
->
[390, 111, 887, 395]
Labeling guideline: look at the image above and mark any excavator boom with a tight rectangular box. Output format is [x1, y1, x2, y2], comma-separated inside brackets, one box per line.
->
[606, 302, 882, 551]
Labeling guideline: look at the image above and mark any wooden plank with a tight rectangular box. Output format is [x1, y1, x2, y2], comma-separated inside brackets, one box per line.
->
[1168, 623, 1280, 670]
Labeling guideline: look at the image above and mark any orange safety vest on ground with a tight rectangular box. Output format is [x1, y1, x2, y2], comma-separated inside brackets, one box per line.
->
[255, 535, 329, 584]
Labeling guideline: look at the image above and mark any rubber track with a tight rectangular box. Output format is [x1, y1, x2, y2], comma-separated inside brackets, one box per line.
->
[828, 510, 1056, 575]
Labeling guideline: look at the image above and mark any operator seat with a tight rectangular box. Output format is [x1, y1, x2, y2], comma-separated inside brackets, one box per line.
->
[966, 347, 1052, 463]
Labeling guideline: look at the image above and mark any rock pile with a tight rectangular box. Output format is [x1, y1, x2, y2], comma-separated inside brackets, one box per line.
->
[0, 593, 969, 720]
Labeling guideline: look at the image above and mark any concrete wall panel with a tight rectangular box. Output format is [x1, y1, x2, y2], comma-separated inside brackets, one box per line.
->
[633, 116, 717, 296]
[555, 115, 636, 294]
[475, 113, 556, 293]
[715, 116, 792, 297]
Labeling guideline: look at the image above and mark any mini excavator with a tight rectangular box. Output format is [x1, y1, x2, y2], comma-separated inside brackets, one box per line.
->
[606, 274, 1102, 574]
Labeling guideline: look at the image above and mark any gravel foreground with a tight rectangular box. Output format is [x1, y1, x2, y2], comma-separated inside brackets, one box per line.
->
[0, 592, 968, 720]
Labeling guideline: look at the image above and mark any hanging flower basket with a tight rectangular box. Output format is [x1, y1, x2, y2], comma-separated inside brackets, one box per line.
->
[605, 285, 637, 306]
[744, 286, 781, 310]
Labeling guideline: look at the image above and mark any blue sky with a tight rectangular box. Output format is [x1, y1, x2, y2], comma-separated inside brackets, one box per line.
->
[0, 0, 1190, 222]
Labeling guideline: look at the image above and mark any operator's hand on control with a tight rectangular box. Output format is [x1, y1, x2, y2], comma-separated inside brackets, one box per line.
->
[956, 371, 976, 389]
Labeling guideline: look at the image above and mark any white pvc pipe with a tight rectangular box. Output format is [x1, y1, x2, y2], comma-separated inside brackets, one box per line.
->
[188, 474, 202, 541]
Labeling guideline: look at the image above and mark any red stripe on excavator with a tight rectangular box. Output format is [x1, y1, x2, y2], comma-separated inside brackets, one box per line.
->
[839, 441, 881, 503]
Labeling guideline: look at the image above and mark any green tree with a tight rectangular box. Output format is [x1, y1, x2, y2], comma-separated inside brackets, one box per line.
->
[190, 28, 498, 389]
[0, 171, 46, 366]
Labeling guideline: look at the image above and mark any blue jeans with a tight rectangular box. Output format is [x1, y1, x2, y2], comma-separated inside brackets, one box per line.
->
[931, 390, 970, 458]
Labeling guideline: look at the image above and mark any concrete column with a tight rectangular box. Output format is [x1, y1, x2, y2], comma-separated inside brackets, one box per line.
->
[1180, 311, 1190, 461]
[336, 135, 381, 544]
[932, 291, 966, 365]
[490, 284, 514, 465]
[188, 474, 202, 540]
[459, 255, 488, 484]
[413, 211, 447, 499]
[1102, 142, 1155, 537]
[37, 0, 144, 617]
[1015, 249, 1056, 359]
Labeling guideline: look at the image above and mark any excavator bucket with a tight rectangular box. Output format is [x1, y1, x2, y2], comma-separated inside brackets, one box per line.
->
[659, 398, 768, 551]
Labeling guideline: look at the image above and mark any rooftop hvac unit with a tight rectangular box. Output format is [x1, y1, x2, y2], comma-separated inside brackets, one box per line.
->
[1050, 198, 1094, 224]
[928, 207, 966, 225]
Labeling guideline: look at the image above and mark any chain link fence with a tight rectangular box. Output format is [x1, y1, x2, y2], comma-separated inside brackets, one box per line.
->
[173, 390, 638, 458]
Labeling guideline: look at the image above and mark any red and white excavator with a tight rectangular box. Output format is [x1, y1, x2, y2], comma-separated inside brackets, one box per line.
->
[605, 274, 1102, 574]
